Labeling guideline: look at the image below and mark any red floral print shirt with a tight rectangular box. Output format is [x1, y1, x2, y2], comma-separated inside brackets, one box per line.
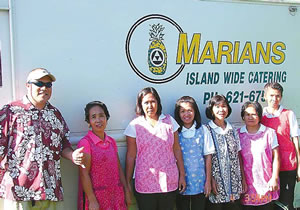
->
[0, 96, 71, 201]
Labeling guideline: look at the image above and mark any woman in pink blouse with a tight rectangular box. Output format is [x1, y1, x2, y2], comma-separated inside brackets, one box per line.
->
[125, 87, 186, 210]
[238, 101, 280, 210]
[77, 101, 130, 210]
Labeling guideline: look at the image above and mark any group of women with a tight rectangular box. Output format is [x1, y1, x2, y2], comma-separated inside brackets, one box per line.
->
[76, 87, 280, 210]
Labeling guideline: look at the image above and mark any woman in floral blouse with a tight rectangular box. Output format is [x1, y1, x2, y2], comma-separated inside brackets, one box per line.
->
[205, 95, 246, 210]
[77, 101, 130, 210]
[125, 87, 186, 210]
[238, 101, 279, 210]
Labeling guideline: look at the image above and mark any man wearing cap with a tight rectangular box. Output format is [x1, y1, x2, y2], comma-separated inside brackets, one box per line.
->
[0, 68, 85, 209]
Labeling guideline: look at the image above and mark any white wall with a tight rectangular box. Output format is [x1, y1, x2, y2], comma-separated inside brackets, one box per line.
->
[0, 0, 13, 105]
[1, 0, 300, 138]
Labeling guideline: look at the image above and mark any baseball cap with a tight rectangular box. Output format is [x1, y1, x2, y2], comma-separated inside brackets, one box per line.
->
[27, 68, 56, 82]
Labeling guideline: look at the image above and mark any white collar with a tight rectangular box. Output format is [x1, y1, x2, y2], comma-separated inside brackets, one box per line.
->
[181, 122, 196, 138]
[240, 124, 266, 134]
[181, 122, 196, 133]
[158, 114, 166, 120]
[208, 120, 232, 134]
[263, 105, 283, 118]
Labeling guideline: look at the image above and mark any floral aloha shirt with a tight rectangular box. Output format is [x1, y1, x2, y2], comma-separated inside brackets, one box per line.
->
[0, 96, 71, 201]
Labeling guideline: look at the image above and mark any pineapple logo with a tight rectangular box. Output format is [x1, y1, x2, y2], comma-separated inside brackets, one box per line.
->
[126, 14, 184, 83]
[148, 24, 167, 75]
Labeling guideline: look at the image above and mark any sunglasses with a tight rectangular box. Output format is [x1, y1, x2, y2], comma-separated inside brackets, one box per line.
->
[28, 81, 53, 88]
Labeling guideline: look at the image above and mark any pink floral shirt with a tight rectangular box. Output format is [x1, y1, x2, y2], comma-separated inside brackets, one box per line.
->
[0, 96, 71, 201]
[238, 125, 279, 206]
[77, 131, 126, 210]
[124, 114, 179, 193]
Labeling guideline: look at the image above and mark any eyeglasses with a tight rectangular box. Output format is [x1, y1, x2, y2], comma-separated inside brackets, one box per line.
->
[28, 81, 53, 88]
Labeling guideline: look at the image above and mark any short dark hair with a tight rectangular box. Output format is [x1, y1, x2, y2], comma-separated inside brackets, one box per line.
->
[174, 96, 201, 132]
[84, 101, 110, 123]
[241, 101, 263, 122]
[264, 82, 283, 96]
[135, 87, 162, 117]
[205, 95, 232, 120]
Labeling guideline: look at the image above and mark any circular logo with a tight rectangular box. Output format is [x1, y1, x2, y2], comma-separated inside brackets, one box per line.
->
[125, 14, 185, 84]
[150, 48, 165, 67]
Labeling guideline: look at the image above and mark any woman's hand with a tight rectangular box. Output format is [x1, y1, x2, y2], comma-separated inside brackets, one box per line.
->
[204, 180, 211, 197]
[173, 131, 186, 193]
[242, 177, 248, 193]
[124, 187, 132, 207]
[267, 177, 278, 192]
[211, 177, 218, 195]
[88, 197, 99, 210]
[178, 175, 186, 193]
